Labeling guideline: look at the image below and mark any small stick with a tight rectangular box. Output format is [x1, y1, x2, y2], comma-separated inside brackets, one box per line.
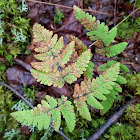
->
[89, 6, 140, 48]
[114, 0, 117, 26]
[25, 0, 112, 15]
[14, 58, 32, 71]
[0, 81, 34, 109]
[88, 97, 136, 140]
[0, 81, 71, 140]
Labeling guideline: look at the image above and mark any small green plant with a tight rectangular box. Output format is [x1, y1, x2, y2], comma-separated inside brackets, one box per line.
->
[103, 123, 134, 140]
[84, 0, 89, 5]
[0, 85, 19, 134]
[54, 9, 64, 23]
[125, 72, 140, 95]
[125, 104, 140, 126]
[3, 129, 21, 140]
[11, 5, 128, 133]
[0, 0, 31, 60]
[117, 16, 140, 40]
[128, 0, 140, 8]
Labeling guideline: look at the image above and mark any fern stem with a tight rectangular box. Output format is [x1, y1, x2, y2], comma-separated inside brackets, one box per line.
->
[0, 81, 71, 140]
[88, 97, 136, 140]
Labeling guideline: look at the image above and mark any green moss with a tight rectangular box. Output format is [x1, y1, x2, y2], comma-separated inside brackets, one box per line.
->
[102, 123, 134, 140]
[101, 123, 134, 140]
[117, 17, 140, 40]
[125, 104, 140, 140]
[0, 0, 31, 61]
[0, 85, 19, 134]
[125, 72, 140, 95]
[128, 0, 140, 8]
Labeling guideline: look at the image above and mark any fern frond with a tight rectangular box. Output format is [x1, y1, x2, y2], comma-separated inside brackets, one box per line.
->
[73, 63, 120, 118]
[73, 5, 99, 31]
[31, 23, 92, 88]
[57, 41, 75, 67]
[73, 5, 117, 47]
[98, 61, 127, 114]
[11, 64, 121, 132]
[33, 23, 63, 56]
[73, 83, 91, 121]
[73, 6, 127, 57]
[102, 28, 117, 46]
[33, 23, 53, 43]
[45, 96, 61, 131]
[101, 82, 122, 115]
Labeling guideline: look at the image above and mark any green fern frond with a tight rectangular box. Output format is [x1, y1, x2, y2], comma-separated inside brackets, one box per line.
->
[46, 96, 61, 131]
[73, 6, 127, 57]
[31, 23, 92, 88]
[73, 63, 120, 118]
[96, 42, 127, 58]
[97, 61, 127, 114]
[11, 100, 51, 130]
[73, 5, 117, 47]
[105, 42, 127, 58]
[73, 5, 99, 31]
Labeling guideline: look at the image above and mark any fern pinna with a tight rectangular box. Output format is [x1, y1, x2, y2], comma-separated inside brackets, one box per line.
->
[73, 5, 127, 58]
[11, 6, 128, 133]
[31, 23, 92, 88]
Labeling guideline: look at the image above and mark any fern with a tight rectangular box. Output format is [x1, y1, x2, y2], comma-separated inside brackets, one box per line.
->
[11, 63, 121, 132]
[73, 5, 128, 58]
[31, 23, 92, 88]
[11, 5, 130, 135]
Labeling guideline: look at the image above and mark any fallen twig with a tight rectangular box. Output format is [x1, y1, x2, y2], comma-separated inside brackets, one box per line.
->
[25, 0, 113, 15]
[14, 58, 32, 72]
[0, 81, 71, 140]
[88, 97, 136, 140]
